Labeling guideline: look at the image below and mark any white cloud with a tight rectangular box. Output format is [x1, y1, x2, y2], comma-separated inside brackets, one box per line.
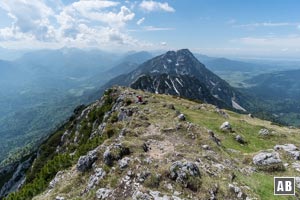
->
[137, 17, 145, 25]
[65, 1, 135, 28]
[0, 0, 175, 50]
[139, 0, 175, 12]
[143, 26, 174, 31]
[236, 35, 300, 47]
[0, 0, 55, 41]
[161, 41, 167, 46]
[0, 0, 141, 49]
[235, 22, 300, 28]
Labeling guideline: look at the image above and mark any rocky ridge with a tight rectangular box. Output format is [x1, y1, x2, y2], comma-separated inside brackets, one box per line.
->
[3, 87, 300, 200]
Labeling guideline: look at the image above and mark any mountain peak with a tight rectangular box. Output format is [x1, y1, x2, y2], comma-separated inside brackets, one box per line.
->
[101, 49, 249, 111]
[164, 49, 194, 59]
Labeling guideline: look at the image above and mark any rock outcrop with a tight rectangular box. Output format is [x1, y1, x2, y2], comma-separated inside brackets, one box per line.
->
[77, 148, 98, 172]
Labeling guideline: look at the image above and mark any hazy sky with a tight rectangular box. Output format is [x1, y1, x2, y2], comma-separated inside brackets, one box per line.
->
[0, 0, 300, 58]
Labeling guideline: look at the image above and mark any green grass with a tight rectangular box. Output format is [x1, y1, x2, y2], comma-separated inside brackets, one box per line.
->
[238, 172, 296, 200]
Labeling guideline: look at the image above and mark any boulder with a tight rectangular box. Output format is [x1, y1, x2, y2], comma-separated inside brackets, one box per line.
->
[253, 152, 281, 165]
[76, 149, 98, 172]
[274, 144, 297, 151]
[55, 196, 65, 200]
[103, 144, 130, 166]
[96, 188, 112, 199]
[228, 184, 247, 199]
[220, 121, 231, 132]
[235, 135, 245, 144]
[258, 128, 269, 136]
[118, 157, 131, 169]
[202, 145, 210, 150]
[178, 114, 186, 121]
[170, 161, 201, 190]
[274, 144, 299, 160]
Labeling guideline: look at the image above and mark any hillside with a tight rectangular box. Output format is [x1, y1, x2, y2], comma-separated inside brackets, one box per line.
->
[242, 69, 300, 126]
[2, 87, 300, 200]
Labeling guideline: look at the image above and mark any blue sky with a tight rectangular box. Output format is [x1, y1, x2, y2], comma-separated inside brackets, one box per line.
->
[0, 0, 300, 58]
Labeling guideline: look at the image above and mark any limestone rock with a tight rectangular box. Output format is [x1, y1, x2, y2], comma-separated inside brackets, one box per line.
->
[103, 143, 130, 166]
[178, 114, 186, 121]
[253, 152, 282, 166]
[87, 168, 106, 191]
[220, 121, 231, 132]
[77, 149, 98, 172]
[170, 161, 201, 190]
[49, 171, 64, 189]
[118, 157, 131, 169]
[96, 188, 112, 199]
[258, 129, 269, 136]
[132, 190, 152, 200]
[228, 184, 247, 199]
[235, 135, 245, 144]
[274, 144, 300, 160]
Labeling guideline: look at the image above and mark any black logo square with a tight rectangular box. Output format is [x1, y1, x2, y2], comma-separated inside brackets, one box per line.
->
[274, 177, 295, 195]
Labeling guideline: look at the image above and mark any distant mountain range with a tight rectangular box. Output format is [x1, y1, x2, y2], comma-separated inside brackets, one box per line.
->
[1, 47, 300, 168]
[0, 49, 152, 165]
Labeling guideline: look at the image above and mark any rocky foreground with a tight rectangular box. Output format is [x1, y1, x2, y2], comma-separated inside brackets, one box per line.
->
[4, 87, 300, 200]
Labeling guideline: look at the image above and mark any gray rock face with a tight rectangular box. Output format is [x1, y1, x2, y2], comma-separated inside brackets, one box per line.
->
[253, 152, 282, 166]
[0, 156, 33, 198]
[49, 171, 64, 189]
[96, 188, 112, 199]
[87, 168, 106, 191]
[55, 196, 65, 200]
[76, 149, 98, 172]
[274, 144, 300, 160]
[258, 128, 269, 136]
[170, 161, 200, 187]
[220, 121, 231, 131]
